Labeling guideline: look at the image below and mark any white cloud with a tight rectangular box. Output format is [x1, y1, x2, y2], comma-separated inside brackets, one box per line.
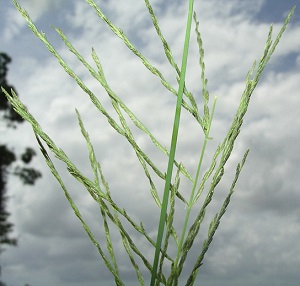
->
[2, 6, 27, 42]
[18, 0, 62, 18]
[2, 0, 67, 42]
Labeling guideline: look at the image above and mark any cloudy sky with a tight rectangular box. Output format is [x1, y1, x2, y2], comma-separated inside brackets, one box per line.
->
[1, 0, 300, 285]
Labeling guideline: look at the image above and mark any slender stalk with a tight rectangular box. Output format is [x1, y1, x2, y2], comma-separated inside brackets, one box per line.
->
[171, 96, 217, 282]
[150, 0, 195, 285]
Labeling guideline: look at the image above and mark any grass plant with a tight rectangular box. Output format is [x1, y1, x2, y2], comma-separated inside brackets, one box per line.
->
[2, 0, 295, 285]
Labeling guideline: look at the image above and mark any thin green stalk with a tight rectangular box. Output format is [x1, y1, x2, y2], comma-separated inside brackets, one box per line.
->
[150, 0, 195, 285]
[144, 0, 200, 118]
[86, 0, 200, 123]
[171, 96, 217, 283]
[185, 149, 250, 286]
[33, 134, 125, 285]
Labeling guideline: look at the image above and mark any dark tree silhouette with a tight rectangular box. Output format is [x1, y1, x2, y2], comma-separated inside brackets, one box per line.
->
[0, 52, 42, 285]
[0, 53, 23, 127]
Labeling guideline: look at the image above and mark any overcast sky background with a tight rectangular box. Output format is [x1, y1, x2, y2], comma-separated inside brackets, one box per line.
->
[1, 0, 300, 285]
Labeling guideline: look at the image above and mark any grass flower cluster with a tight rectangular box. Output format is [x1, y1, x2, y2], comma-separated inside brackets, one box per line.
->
[2, 0, 295, 285]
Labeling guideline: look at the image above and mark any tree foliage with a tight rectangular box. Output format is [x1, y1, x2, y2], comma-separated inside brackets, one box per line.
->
[0, 52, 42, 285]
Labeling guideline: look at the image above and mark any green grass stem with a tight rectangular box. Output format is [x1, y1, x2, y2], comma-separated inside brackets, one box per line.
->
[150, 0, 195, 284]
[170, 95, 217, 284]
